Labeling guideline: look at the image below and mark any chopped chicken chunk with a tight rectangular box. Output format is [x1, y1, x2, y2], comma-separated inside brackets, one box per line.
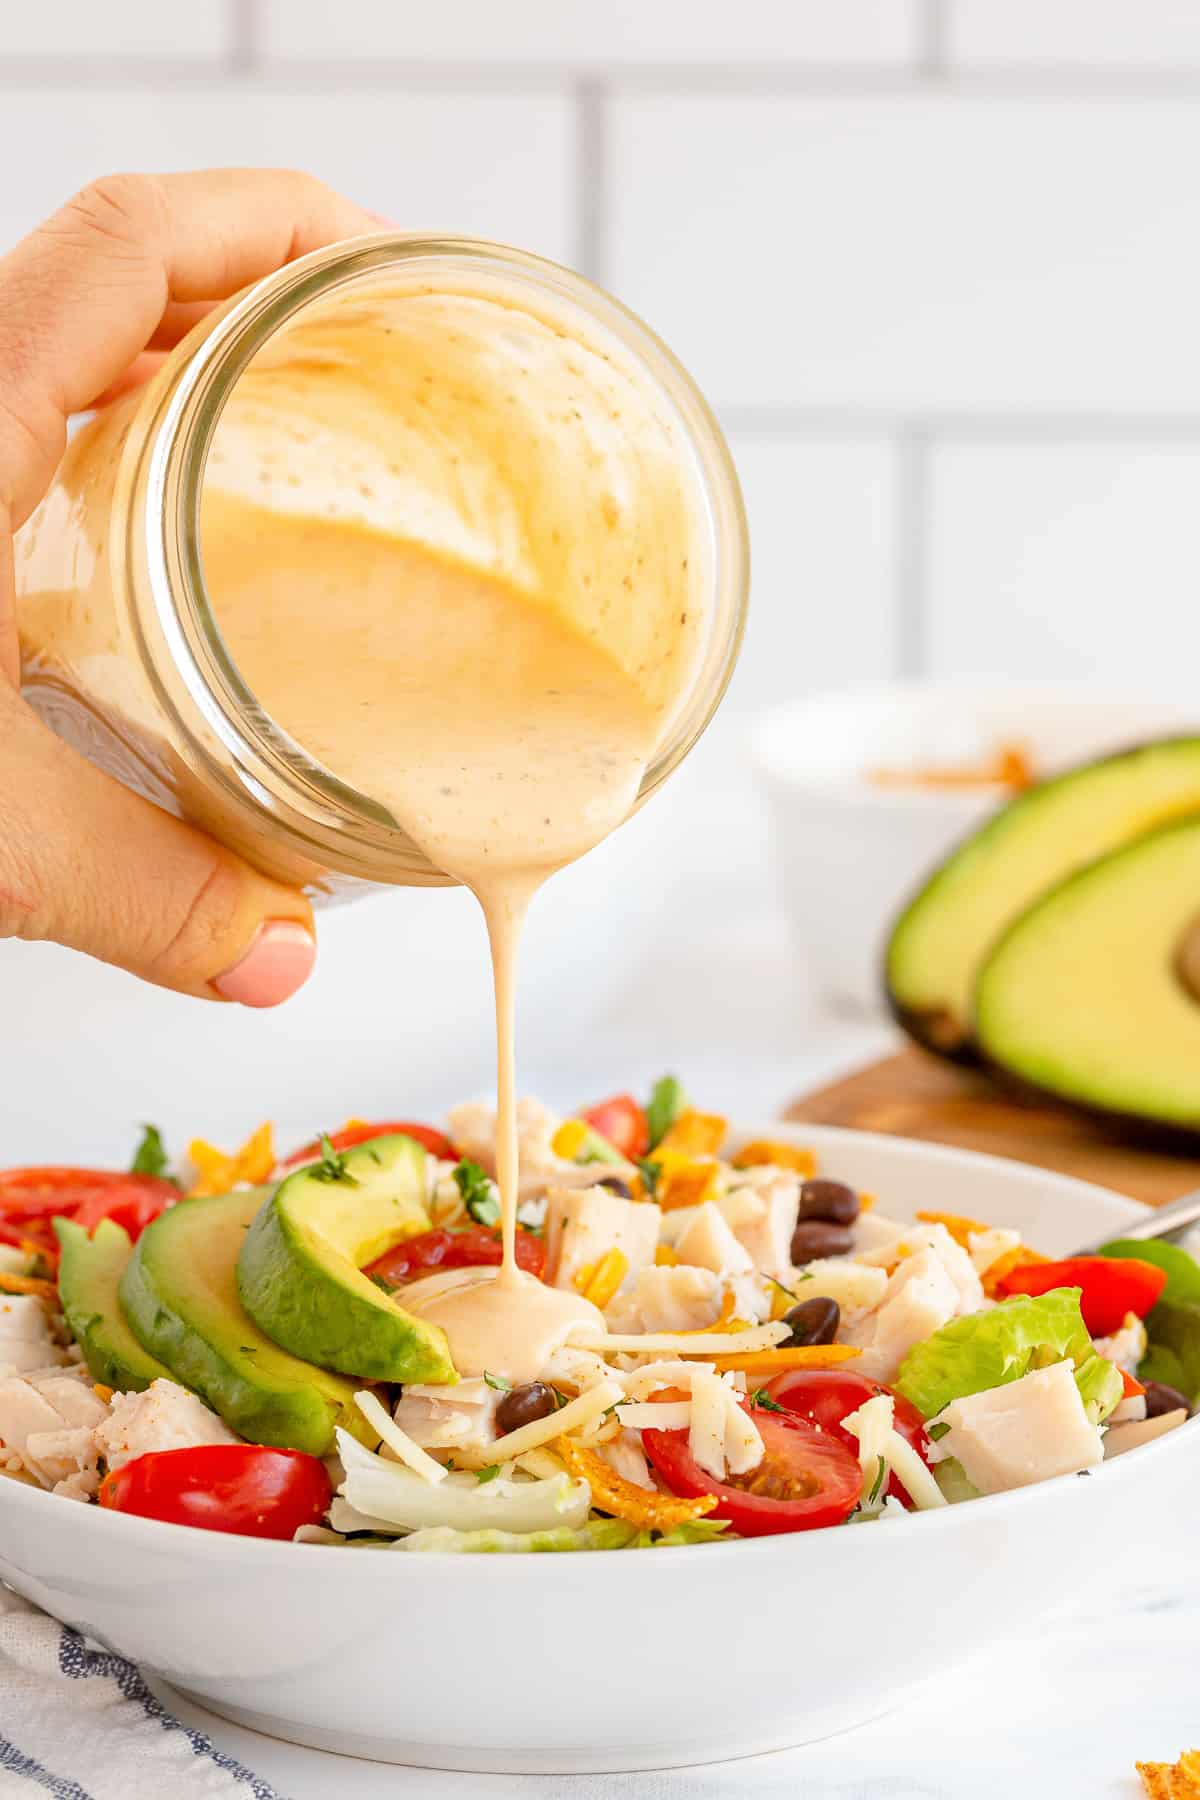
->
[95, 1379, 236, 1473]
[1094, 1312, 1148, 1377]
[0, 1296, 71, 1374]
[674, 1202, 753, 1278]
[392, 1378, 499, 1453]
[544, 1187, 661, 1292]
[929, 1361, 1104, 1494]
[715, 1174, 799, 1281]
[446, 1097, 635, 1197]
[0, 1366, 109, 1498]
[842, 1248, 963, 1383]
[607, 1264, 722, 1334]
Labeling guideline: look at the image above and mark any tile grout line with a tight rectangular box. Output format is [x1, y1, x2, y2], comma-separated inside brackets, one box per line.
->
[229, 0, 260, 77]
[894, 427, 931, 680]
[574, 76, 608, 283]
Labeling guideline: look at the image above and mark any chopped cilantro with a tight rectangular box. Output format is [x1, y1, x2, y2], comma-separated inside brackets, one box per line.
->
[483, 1370, 512, 1392]
[867, 1456, 887, 1507]
[475, 1464, 501, 1485]
[749, 1388, 786, 1414]
[635, 1157, 662, 1199]
[130, 1124, 179, 1187]
[766, 1275, 800, 1305]
[454, 1159, 500, 1227]
[311, 1134, 356, 1184]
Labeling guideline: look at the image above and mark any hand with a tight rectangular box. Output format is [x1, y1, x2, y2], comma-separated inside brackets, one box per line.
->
[0, 169, 379, 1005]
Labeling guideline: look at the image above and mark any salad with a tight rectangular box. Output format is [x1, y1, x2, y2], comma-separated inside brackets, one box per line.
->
[0, 1080, 1191, 1551]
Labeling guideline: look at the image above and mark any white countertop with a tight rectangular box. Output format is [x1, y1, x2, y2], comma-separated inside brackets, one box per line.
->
[151, 1534, 1195, 1798]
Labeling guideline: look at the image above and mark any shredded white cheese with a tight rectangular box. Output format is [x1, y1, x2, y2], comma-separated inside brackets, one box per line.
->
[687, 1368, 729, 1480]
[841, 1392, 946, 1513]
[353, 1390, 448, 1485]
[616, 1401, 691, 1430]
[486, 1378, 624, 1463]
[570, 1321, 788, 1356]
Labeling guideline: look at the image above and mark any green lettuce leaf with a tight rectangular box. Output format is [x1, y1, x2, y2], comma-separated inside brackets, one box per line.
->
[394, 1515, 732, 1553]
[895, 1289, 1093, 1419]
[932, 1458, 981, 1505]
[1074, 1353, 1124, 1425]
[1138, 1299, 1200, 1408]
[1138, 1341, 1188, 1394]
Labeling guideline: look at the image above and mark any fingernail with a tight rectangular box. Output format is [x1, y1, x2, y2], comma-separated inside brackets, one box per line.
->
[214, 920, 316, 1008]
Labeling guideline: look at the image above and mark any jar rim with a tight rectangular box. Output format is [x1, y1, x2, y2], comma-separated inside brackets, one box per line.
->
[135, 234, 749, 883]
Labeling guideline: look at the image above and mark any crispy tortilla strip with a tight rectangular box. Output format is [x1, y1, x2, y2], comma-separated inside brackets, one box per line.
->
[711, 1345, 861, 1376]
[731, 1139, 816, 1176]
[915, 1209, 993, 1244]
[659, 1111, 728, 1158]
[1137, 1753, 1200, 1798]
[556, 1436, 717, 1529]
[188, 1122, 275, 1197]
[0, 1272, 57, 1302]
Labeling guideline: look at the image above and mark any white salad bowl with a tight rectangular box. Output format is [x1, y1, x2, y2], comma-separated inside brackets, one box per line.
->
[0, 1123, 1194, 1774]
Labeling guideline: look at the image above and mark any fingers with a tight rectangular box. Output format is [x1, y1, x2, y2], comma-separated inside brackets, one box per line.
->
[0, 167, 379, 527]
[0, 689, 316, 1005]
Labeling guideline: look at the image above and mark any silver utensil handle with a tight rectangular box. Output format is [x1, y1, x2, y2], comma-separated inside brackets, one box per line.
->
[1076, 1185, 1200, 1256]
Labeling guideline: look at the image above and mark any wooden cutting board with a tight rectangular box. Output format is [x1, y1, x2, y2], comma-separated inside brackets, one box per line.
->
[785, 1045, 1200, 1208]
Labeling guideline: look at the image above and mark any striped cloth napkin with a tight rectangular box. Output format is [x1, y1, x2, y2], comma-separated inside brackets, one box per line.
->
[0, 1586, 280, 1799]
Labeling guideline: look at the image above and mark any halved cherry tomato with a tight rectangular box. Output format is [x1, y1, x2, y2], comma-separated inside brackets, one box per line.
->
[579, 1094, 649, 1161]
[995, 1256, 1167, 1339]
[99, 1445, 331, 1539]
[365, 1224, 545, 1287]
[642, 1406, 862, 1536]
[764, 1368, 932, 1509]
[280, 1121, 458, 1170]
[0, 1169, 176, 1243]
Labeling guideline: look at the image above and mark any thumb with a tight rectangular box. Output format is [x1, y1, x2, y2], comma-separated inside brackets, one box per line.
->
[2, 692, 316, 1005]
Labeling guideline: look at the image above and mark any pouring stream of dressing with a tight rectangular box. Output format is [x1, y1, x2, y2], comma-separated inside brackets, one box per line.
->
[202, 277, 705, 1381]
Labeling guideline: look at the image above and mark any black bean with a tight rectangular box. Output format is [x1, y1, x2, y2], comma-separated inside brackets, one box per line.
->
[1143, 1380, 1192, 1420]
[494, 1381, 557, 1435]
[798, 1179, 860, 1227]
[790, 1219, 856, 1263]
[599, 1176, 633, 1198]
[782, 1295, 840, 1347]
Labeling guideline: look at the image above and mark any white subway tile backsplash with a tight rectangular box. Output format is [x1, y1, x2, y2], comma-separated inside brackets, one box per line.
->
[608, 95, 1200, 415]
[260, 1, 918, 68]
[1, 2, 233, 59]
[927, 441, 1200, 686]
[0, 86, 574, 262]
[724, 434, 899, 709]
[948, 1, 1200, 69]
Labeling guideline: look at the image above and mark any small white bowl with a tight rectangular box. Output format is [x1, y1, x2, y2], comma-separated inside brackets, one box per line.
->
[749, 682, 1199, 1016]
[0, 1123, 1190, 1773]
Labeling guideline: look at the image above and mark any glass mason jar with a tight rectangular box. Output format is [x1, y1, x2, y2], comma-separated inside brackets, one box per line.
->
[13, 236, 748, 897]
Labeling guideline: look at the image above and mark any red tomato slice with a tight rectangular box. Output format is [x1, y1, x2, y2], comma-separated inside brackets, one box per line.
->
[99, 1445, 331, 1539]
[0, 1169, 176, 1242]
[642, 1407, 862, 1536]
[764, 1368, 932, 1509]
[995, 1256, 1167, 1338]
[365, 1225, 546, 1286]
[280, 1121, 458, 1170]
[580, 1094, 649, 1161]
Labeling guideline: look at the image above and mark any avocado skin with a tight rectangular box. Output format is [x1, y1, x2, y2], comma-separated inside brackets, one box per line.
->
[885, 735, 1200, 1062]
[237, 1135, 454, 1385]
[119, 1187, 374, 1456]
[973, 811, 1200, 1145]
[54, 1217, 173, 1392]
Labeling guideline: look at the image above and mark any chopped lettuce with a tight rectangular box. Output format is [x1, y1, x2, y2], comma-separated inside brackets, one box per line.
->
[1074, 1353, 1124, 1425]
[932, 1458, 981, 1505]
[646, 1075, 688, 1150]
[395, 1516, 731, 1553]
[335, 1429, 590, 1535]
[895, 1289, 1095, 1420]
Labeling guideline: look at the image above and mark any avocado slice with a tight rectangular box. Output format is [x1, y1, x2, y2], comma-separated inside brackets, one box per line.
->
[885, 737, 1200, 1058]
[237, 1134, 454, 1385]
[119, 1187, 375, 1455]
[974, 813, 1200, 1137]
[54, 1217, 173, 1393]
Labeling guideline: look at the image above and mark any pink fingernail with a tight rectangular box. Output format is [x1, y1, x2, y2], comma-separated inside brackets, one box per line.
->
[214, 920, 316, 1008]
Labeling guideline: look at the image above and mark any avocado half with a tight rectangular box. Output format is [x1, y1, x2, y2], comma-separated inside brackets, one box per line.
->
[885, 736, 1200, 1059]
[974, 812, 1200, 1140]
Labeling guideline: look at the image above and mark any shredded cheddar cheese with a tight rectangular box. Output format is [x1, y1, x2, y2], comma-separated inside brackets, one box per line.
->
[188, 1122, 275, 1197]
[710, 1345, 861, 1376]
[93, 1384, 114, 1404]
[731, 1138, 816, 1176]
[575, 1247, 629, 1309]
[556, 1436, 717, 1529]
[0, 1272, 56, 1302]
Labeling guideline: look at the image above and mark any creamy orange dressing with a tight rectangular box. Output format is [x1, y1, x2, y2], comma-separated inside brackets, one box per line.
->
[200, 275, 705, 1380]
